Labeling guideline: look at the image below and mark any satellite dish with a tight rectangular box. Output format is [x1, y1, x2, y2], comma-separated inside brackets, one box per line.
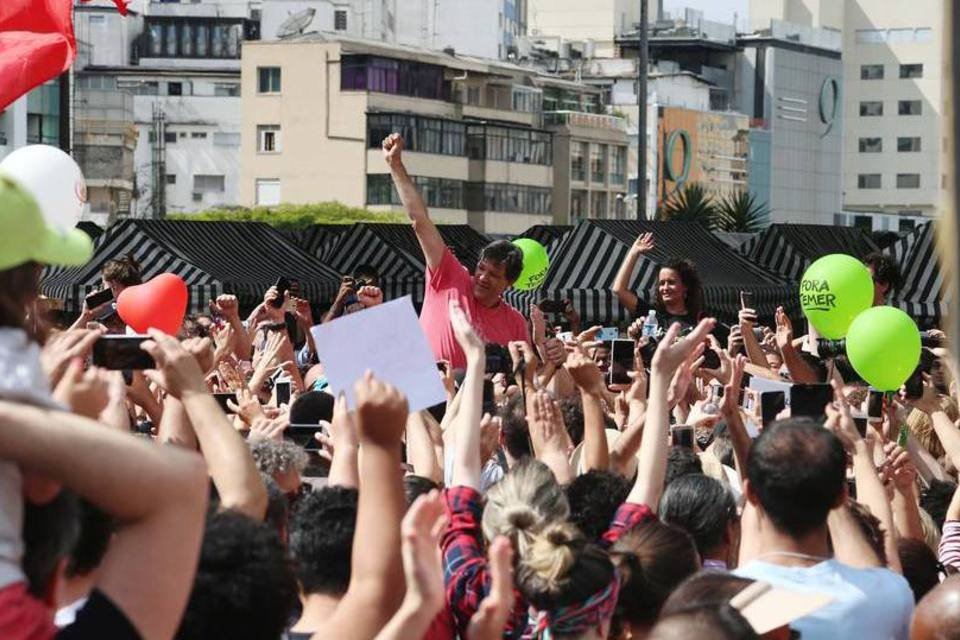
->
[276, 8, 316, 39]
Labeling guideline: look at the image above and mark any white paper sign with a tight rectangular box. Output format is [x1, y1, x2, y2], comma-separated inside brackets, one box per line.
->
[310, 296, 447, 412]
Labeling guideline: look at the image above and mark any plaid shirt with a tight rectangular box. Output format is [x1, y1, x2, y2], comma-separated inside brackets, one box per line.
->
[441, 486, 656, 640]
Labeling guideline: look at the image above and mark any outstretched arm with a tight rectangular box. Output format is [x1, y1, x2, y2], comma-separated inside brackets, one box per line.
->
[383, 133, 445, 270]
[611, 232, 654, 317]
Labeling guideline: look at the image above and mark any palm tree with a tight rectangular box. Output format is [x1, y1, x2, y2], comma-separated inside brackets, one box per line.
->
[714, 190, 770, 233]
[657, 182, 719, 230]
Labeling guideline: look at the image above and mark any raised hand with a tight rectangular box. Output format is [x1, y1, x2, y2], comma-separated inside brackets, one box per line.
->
[825, 379, 862, 452]
[720, 355, 745, 417]
[564, 347, 606, 396]
[530, 303, 547, 345]
[880, 442, 918, 492]
[52, 359, 110, 419]
[450, 299, 484, 361]
[358, 285, 384, 308]
[140, 330, 209, 399]
[261, 286, 286, 322]
[292, 297, 315, 327]
[466, 537, 515, 640]
[248, 416, 287, 441]
[41, 328, 102, 387]
[738, 307, 758, 328]
[212, 294, 240, 320]
[383, 133, 404, 169]
[354, 371, 409, 448]
[774, 306, 793, 352]
[398, 490, 447, 614]
[652, 318, 716, 376]
[630, 232, 655, 255]
[527, 390, 573, 463]
[227, 386, 266, 426]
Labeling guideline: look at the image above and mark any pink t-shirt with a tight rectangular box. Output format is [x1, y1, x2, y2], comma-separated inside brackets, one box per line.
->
[419, 249, 530, 369]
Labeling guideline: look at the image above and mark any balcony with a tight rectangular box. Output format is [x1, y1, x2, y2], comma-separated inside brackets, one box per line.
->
[543, 111, 626, 132]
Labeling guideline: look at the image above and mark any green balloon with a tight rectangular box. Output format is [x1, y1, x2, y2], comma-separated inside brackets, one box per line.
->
[799, 254, 873, 339]
[511, 238, 549, 291]
[846, 306, 921, 391]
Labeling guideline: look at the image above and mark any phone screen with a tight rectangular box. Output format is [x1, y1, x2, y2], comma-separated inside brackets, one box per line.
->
[701, 347, 721, 371]
[609, 339, 635, 385]
[867, 390, 884, 420]
[791, 384, 833, 419]
[760, 391, 786, 427]
[275, 380, 292, 406]
[740, 291, 754, 310]
[92, 336, 155, 370]
[85, 288, 114, 309]
[213, 392, 238, 414]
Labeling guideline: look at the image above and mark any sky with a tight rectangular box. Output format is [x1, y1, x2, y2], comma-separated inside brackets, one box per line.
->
[662, 0, 750, 30]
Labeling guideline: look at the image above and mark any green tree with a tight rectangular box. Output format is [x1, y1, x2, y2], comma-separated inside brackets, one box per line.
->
[170, 202, 404, 230]
[657, 182, 719, 230]
[714, 190, 770, 233]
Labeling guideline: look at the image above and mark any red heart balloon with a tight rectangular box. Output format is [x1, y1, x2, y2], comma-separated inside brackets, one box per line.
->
[116, 273, 188, 335]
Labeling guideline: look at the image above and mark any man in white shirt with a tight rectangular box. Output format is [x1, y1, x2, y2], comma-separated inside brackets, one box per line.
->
[735, 418, 914, 639]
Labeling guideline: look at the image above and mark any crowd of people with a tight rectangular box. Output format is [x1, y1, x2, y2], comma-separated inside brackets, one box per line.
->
[0, 136, 959, 639]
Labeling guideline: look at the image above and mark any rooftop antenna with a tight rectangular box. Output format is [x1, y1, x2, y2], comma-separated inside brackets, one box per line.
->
[276, 8, 316, 39]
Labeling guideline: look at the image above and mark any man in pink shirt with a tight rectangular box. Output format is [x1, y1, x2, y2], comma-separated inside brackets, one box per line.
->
[382, 133, 530, 369]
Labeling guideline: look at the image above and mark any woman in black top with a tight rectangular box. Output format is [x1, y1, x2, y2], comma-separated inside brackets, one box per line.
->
[611, 232, 705, 333]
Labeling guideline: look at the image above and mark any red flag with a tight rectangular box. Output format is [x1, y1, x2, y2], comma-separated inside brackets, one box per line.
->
[0, 0, 76, 112]
[0, 0, 128, 113]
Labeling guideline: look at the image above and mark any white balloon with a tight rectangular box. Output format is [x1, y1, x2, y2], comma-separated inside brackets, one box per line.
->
[0, 145, 86, 231]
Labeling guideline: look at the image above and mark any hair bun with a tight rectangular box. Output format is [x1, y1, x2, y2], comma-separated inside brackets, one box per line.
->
[546, 525, 573, 546]
[506, 506, 537, 531]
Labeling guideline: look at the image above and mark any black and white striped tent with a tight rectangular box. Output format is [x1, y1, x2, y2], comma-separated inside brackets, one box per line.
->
[744, 224, 879, 281]
[885, 223, 947, 323]
[507, 220, 793, 326]
[41, 220, 342, 313]
[282, 224, 353, 263]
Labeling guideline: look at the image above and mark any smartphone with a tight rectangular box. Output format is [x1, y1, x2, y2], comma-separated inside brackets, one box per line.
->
[270, 276, 290, 308]
[609, 339, 635, 385]
[275, 380, 292, 406]
[85, 288, 114, 310]
[760, 390, 786, 427]
[702, 347, 721, 371]
[538, 299, 563, 314]
[740, 291, 754, 310]
[598, 327, 620, 342]
[92, 336, 155, 370]
[791, 384, 833, 419]
[213, 392, 238, 414]
[286, 424, 322, 452]
[867, 390, 884, 421]
[712, 384, 725, 401]
[670, 424, 695, 449]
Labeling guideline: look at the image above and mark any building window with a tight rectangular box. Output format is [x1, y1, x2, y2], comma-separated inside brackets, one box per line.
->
[143, 18, 241, 59]
[591, 192, 607, 218]
[256, 179, 281, 206]
[367, 174, 464, 209]
[368, 113, 467, 157]
[611, 147, 626, 185]
[855, 29, 886, 44]
[258, 67, 281, 94]
[167, 82, 183, 96]
[859, 101, 883, 116]
[164, 131, 177, 144]
[341, 55, 450, 102]
[165, 174, 176, 185]
[465, 182, 552, 215]
[861, 64, 884, 80]
[899, 218, 917, 232]
[191, 132, 207, 139]
[571, 142, 587, 181]
[896, 173, 921, 189]
[570, 190, 586, 222]
[213, 132, 241, 146]
[858, 137, 883, 153]
[214, 83, 240, 97]
[590, 144, 606, 183]
[194, 174, 225, 193]
[899, 100, 922, 115]
[899, 64, 923, 79]
[334, 9, 348, 31]
[257, 125, 281, 153]
[117, 80, 159, 95]
[897, 137, 922, 152]
[853, 215, 873, 232]
[858, 174, 881, 189]
[466, 124, 552, 165]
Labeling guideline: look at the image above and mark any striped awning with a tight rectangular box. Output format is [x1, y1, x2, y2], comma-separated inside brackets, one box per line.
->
[282, 224, 353, 262]
[886, 223, 948, 324]
[746, 224, 879, 281]
[41, 220, 341, 314]
[507, 220, 793, 326]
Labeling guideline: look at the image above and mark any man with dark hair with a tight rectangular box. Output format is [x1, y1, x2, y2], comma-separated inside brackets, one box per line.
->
[286, 486, 358, 639]
[735, 418, 913, 639]
[175, 510, 297, 640]
[565, 470, 632, 542]
[863, 251, 901, 306]
[383, 133, 529, 368]
[659, 474, 738, 569]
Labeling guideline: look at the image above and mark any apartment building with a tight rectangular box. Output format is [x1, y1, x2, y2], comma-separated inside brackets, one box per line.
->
[526, 0, 659, 58]
[240, 35, 628, 234]
[750, 0, 943, 231]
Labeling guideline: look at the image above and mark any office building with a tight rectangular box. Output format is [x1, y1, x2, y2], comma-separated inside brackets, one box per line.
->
[526, 0, 659, 58]
[751, 0, 942, 230]
[240, 35, 628, 234]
